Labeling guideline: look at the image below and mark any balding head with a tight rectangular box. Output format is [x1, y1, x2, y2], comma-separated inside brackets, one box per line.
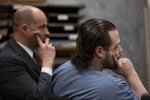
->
[13, 5, 44, 32]
[13, 5, 49, 50]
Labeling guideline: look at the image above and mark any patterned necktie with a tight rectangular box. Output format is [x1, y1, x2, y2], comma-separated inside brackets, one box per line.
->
[33, 51, 42, 67]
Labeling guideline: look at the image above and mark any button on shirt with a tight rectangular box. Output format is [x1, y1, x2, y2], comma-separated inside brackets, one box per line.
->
[17, 41, 52, 76]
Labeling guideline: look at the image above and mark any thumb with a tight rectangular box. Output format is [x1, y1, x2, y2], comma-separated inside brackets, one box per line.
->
[112, 55, 120, 69]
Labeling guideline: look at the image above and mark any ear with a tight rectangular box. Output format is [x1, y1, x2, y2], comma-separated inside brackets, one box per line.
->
[95, 46, 104, 58]
[21, 24, 28, 33]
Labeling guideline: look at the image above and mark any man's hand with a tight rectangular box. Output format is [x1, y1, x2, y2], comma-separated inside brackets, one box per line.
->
[112, 56, 135, 79]
[36, 35, 56, 68]
[112, 55, 148, 97]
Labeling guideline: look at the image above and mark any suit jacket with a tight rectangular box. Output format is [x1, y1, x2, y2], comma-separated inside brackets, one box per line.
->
[0, 38, 68, 100]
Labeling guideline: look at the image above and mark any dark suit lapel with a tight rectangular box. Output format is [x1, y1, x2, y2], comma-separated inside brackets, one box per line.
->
[7, 38, 41, 74]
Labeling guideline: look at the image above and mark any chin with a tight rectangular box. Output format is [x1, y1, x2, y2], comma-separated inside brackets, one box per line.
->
[106, 66, 117, 69]
[103, 61, 117, 69]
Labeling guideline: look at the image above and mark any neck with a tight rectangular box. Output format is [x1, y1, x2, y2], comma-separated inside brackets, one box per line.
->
[14, 33, 35, 51]
[89, 59, 103, 71]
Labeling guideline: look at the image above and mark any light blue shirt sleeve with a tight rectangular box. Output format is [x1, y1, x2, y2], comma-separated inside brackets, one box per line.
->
[94, 75, 139, 100]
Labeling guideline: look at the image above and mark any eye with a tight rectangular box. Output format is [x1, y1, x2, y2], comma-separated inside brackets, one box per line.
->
[39, 24, 47, 29]
[115, 44, 121, 50]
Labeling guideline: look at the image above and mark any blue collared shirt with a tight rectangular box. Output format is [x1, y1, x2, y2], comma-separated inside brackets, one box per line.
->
[52, 60, 139, 100]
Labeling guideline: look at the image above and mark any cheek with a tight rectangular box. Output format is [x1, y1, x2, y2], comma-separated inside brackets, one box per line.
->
[110, 50, 119, 58]
[106, 53, 114, 64]
[108, 51, 115, 58]
[105, 53, 112, 62]
[31, 35, 37, 45]
[102, 54, 113, 69]
[34, 32, 45, 42]
[114, 51, 121, 58]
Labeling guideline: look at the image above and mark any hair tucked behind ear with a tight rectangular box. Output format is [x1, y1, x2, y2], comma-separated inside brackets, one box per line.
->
[71, 18, 117, 70]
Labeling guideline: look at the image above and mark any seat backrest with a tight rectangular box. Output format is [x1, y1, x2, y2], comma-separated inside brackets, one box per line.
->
[0, 96, 3, 100]
[141, 94, 150, 100]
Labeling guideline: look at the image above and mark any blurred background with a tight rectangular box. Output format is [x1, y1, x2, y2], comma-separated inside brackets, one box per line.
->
[0, 0, 150, 92]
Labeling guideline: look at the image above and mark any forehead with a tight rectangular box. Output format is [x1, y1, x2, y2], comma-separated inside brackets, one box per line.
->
[33, 10, 47, 24]
[108, 29, 120, 47]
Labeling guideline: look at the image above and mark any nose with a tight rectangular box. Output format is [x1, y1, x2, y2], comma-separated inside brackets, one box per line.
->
[119, 45, 123, 52]
[43, 27, 50, 37]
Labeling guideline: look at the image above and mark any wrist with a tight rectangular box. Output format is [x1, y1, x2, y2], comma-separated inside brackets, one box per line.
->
[42, 62, 54, 68]
[126, 71, 148, 97]
[125, 69, 137, 81]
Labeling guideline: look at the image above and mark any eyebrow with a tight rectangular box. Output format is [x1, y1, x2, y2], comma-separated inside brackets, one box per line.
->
[38, 24, 48, 29]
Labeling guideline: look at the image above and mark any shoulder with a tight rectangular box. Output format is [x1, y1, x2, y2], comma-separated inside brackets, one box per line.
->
[0, 48, 22, 63]
[0, 45, 26, 69]
[54, 60, 74, 73]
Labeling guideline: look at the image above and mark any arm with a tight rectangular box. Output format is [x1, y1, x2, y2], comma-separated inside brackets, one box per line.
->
[0, 56, 52, 100]
[113, 57, 148, 98]
[0, 58, 68, 100]
[0, 36, 56, 100]
[36, 36, 55, 75]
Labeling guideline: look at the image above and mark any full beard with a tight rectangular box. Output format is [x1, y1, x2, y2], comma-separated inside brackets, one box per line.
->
[102, 55, 117, 69]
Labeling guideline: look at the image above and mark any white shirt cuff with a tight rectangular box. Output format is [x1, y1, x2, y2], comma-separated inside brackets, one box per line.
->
[41, 67, 53, 76]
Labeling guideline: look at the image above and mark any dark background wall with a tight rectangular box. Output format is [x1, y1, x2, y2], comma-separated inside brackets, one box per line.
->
[48, 0, 147, 88]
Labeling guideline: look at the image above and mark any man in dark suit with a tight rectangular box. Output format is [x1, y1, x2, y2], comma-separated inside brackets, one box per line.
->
[0, 5, 68, 100]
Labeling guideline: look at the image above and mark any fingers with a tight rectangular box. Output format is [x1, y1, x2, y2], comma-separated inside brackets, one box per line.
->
[112, 55, 119, 68]
[36, 35, 51, 47]
[45, 38, 50, 44]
